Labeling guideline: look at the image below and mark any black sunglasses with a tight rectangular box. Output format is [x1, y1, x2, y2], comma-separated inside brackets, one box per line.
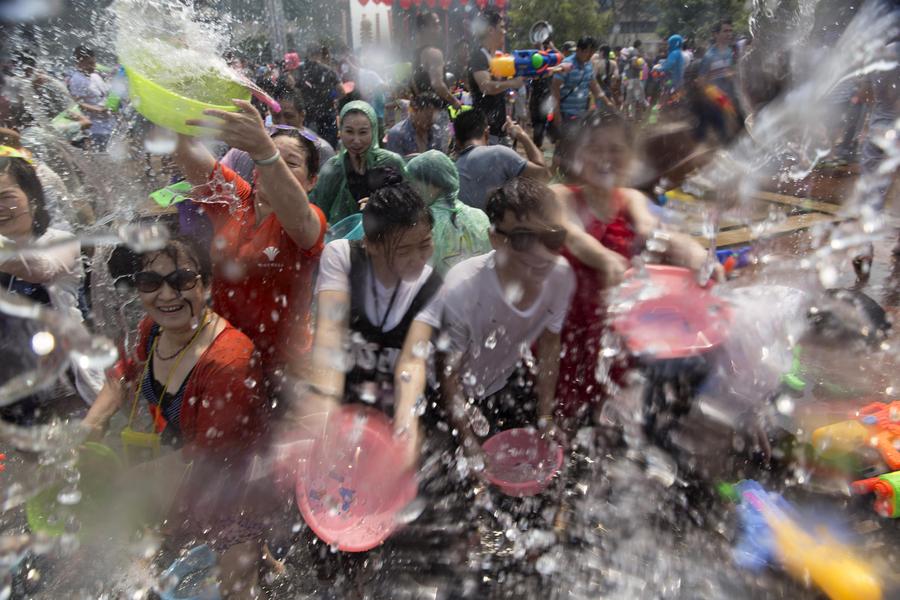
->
[493, 226, 567, 253]
[132, 269, 201, 294]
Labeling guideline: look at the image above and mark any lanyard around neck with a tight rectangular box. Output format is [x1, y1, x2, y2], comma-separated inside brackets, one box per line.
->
[369, 261, 401, 332]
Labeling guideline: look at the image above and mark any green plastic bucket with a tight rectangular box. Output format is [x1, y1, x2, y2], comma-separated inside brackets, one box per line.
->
[124, 65, 250, 136]
[26, 442, 122, 537]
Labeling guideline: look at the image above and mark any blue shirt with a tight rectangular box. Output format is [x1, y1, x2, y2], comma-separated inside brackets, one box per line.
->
[554, 55, 594, 118]
[384, 118, 448, 157]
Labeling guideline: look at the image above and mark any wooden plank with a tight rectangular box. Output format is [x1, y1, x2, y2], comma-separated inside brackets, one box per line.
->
[753, 191, 842, 215]
[694, 212, 844, 248]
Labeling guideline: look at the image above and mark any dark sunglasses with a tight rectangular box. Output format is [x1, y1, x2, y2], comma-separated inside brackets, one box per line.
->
[132, 269, 201, 294]
[493, 226, 567, 253]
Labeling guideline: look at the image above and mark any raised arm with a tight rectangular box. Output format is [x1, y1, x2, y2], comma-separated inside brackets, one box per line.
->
[186, 99, 322, 249]
[82, 378, 125, 437]
[423, 47, 461, 109]
[506, 116, 549, 181]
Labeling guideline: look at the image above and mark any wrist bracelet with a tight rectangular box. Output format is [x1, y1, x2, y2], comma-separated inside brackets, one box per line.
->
[253, 149, 281, 166]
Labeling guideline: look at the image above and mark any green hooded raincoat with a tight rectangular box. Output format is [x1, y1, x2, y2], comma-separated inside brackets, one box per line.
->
[310, 100, 406, 224]
[406, 150, 492, 276]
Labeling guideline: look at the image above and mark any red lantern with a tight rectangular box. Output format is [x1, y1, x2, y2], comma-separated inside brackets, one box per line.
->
[494, 0, 506, 7]
[439, 0, 452, 8]
[425, 0, 436, 7]
[412, 0, 422, 6]
[475, 0, 488, 9]
[399, 0, 411, 8]
[358, 0, 369, 5]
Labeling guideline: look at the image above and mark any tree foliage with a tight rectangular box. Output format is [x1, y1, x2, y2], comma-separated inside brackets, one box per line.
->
[507, 0, 613, 48]
[655, 0, 749, 43]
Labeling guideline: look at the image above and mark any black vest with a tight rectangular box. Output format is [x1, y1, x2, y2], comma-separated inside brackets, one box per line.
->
[344, 241, 442, 414]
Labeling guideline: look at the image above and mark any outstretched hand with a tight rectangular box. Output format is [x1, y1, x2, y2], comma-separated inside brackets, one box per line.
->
[186, 98, 277, 161]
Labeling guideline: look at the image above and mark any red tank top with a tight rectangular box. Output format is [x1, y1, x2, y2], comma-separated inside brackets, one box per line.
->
[561, 185, 637, 316]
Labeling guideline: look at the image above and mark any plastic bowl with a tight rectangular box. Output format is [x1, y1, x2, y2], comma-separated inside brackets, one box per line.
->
[325, 213, 364, 243]
[159, 544, 219, 600]
[124, 66, 249, 136]
[613, 265, 731, 359]
[26, 442, 122, 537]
[482, 428, 564, 497]
[296, 406, 417, 553]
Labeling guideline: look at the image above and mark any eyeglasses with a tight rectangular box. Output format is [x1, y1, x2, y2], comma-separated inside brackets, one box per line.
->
[493, 226, 567, 253]
[132, 269, 201, 294]
[268, 124, 319, 143]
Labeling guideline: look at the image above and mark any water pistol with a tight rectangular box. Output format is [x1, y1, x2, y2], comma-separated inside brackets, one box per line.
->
[489, 50, 564, 79]
[729, 480, 881, 600]
[812, 401, 900, 471]
[852, 471, 900, 517]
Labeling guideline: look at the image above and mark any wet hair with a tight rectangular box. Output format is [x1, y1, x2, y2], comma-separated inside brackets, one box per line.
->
[411, 93, 443, 111]
[362, 170, 434, 246]
[0, 128, 22, 148]
[274, 88, 305, 115]
[270, 128, 320, 178]
[600, 45, 611, 56]
[453, 108, 488, 145]
[485, 177, 552, 225]
[108, 234, 213, 289]
[633, 40, 642, 49]
[577, 36, 597, 51]
[556, 106, 633, 179]
[416, 11, 440, 31]
[0, 156, 50, 238]
[73, 45, 94, 61]
[478, 7, 504, 34]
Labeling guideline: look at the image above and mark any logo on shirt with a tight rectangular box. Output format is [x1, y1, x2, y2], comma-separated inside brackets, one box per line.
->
[262, 246, 280, 261]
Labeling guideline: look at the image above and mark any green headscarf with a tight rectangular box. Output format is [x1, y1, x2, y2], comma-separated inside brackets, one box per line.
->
[406, 150, 491, 276]
[310, 100, 406, 224]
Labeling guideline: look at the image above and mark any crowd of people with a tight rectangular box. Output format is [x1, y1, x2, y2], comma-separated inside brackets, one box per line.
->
[0, 2, 897, 598]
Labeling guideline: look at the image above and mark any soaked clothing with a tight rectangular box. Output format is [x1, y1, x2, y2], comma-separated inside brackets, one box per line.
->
[198, 163, 327, 372]
[468, 47, 507, 137]
[127, 317, 265, 457]
[412, 45, 440, 100]
[556, 186, 637, 419]
[315, 239, 443, 415]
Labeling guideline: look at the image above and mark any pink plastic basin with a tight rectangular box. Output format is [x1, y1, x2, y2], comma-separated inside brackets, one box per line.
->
[296, 406, 417, 553]
[613, 265, 731, 359]
[482, 428, 564, 497]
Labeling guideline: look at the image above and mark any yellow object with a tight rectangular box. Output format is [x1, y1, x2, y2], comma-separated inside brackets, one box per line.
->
[490, 55, 516, 79]
[812, 420, 871, 459]
[767, 511, 881, 600]
[124, 66, 249, 136]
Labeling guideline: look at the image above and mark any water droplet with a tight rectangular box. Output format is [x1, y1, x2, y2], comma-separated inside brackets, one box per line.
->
[244, 377, 257, 389]
[56, 487, 82, 505]
[31, 331, 55, 356]
[484, 331, 498, 350]
[775, 395, 795, 415]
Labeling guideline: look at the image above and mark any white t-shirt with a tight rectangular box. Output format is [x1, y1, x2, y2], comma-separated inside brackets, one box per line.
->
[315, 239, 443, 330]
[439, 251, 576, 398]
[67, 71, 114, 136]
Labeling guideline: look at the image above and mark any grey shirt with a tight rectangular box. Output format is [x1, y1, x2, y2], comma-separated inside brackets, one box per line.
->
[455, 145, 527, 210]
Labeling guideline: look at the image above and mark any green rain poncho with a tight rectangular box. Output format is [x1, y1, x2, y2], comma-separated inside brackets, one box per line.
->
[406, 150, 492, 276]
[310, 100, 406, 224]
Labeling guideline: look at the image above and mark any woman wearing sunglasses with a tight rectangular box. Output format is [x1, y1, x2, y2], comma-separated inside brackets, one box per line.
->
[173, 98, 327, 382]
[83, 237, 267, 598]
[0, 146, 102, 421]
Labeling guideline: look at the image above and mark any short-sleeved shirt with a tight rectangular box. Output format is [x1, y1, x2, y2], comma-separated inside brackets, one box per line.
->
[455, 145, 526, 210]
[699, 45, 735, 89]
[385, 117, 449, 157]
[316, 239, 443, 331]
[199, 164, 327, 370]
[439, 251, 576, 399]
[468, 47, 507, 137]
[67, 70, 114, 136]
[296, 61, 341, 123]
[554, 55, 595, 118]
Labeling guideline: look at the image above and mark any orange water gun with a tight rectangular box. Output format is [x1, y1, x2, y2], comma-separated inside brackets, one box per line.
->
[812, 401, 900, 471]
